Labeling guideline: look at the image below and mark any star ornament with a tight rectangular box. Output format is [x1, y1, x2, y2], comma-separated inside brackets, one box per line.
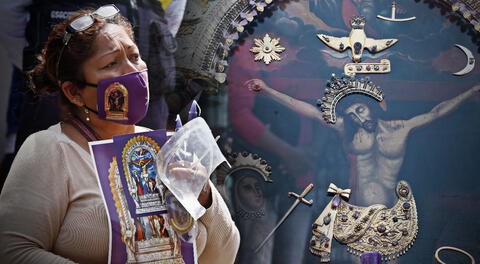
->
[250, 34, 285, 65]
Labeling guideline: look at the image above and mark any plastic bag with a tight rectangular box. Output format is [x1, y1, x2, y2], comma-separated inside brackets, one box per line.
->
[156, 117, 226, 220]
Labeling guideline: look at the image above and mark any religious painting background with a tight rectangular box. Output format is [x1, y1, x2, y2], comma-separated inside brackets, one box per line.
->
[202, 0, 480, 263]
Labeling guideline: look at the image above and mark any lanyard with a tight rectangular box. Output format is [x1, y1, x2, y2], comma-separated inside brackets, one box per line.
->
[66, 117, 101, 142]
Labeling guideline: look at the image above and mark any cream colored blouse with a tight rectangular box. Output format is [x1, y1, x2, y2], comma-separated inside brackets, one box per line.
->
[0, 124, 240, 263]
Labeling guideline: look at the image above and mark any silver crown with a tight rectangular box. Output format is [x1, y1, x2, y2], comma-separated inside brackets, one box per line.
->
[317, 74, 384, 124]
[216, 152, 273, 185]
[350, 16, 366, 29]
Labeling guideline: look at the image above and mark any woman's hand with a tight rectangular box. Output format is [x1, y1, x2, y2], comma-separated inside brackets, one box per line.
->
[167, 161, 212, 208]
[197, 181, 212, 209]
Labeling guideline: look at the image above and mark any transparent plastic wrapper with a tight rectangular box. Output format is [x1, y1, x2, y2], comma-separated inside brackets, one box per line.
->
[165, 190, 198, 243]
[156, 117, 227, 220]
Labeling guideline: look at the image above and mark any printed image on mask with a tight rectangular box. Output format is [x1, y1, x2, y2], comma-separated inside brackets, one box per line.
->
[105, 82, 128, 120]
[96, 69, 149, 125]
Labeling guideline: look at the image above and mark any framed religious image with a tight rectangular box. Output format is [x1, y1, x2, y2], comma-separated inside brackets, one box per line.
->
[178, 0, 480, 262]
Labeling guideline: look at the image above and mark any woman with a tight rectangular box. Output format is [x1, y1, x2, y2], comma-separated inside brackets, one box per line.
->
[0, 5, 239, 263]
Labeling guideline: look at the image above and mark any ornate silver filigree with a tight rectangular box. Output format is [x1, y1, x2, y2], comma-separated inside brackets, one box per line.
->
[317, 74, 384, 124]
[175, 0, 480, 88]
[449, 0, 480, 31]
[310, 181, 418, 262]
[175, 0, 278, 86]
[216, 151, 273, 185]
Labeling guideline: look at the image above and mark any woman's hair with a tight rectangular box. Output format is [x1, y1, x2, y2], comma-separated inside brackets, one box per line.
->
[27, 9, 134, 114]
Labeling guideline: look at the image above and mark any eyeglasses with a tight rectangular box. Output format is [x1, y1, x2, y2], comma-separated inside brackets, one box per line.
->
[56, 4, 120, 84]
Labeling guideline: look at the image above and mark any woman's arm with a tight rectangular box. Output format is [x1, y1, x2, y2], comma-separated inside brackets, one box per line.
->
[0, 131, 75, 264]
[196, 181, 240, 264]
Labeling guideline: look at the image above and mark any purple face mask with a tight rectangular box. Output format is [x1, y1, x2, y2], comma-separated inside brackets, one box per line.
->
[85, 70, 149, 125]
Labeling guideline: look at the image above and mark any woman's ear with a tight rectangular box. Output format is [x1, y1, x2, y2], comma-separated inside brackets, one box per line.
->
[61, 81, 84, 107]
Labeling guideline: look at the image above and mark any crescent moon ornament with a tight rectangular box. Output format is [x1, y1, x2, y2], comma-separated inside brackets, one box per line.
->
[453, 44, 476, 76]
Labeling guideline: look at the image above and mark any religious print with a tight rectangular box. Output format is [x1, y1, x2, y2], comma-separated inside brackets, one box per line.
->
[113, 131, 168, 217]
[90, 138, 196, 264]
[105, 82, 129, 120]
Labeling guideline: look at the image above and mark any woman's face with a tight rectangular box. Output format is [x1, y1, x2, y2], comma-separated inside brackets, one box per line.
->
[79, 23, 147, 113]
